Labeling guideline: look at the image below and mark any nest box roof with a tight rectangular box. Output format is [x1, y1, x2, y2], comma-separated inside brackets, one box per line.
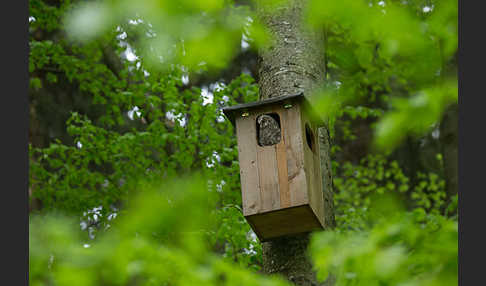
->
[222, 92, 324, 126]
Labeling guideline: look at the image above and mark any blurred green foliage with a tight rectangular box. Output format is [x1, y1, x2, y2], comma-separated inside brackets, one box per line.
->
[65, 0, 268, 71]
[30, 0, 265, 273]
[29, 0, 457, 285]
[29, 71, 263, 267]
[310, 210, 457, 286]
[332, 153, 456, 230]
[46, 0, 457, 151]
[307, 0, 457, 150]
[332, 154, 410, 230]
[30, 73, 258, 217]
[30, 176, 290, 286]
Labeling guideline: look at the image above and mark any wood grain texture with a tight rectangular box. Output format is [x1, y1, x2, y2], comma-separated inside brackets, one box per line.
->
[302, 119, 315, 212]
[236, 113, 261, 216]
[257, 143, 280, 212]
[275, 110, 291, 208]
[276, 142, 290, 208]
[246, 205, 322, 241]
[282, 105, 308, 206]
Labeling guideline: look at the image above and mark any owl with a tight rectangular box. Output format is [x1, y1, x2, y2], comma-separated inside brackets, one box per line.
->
[257, 114, 281, 146]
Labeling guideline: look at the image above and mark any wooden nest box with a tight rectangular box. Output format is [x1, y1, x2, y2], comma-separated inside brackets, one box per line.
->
[223, 93, 326, 241]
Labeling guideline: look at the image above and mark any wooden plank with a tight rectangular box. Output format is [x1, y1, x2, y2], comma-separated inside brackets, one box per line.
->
[282, 105, 308, 206]
[275, 110, 291, 208]
[245, 205, 323, 241]
[301, 111, 317, 220]
[256, 143, 280, 212]
[303, 140, 315, 214]
[236, 113, 261, 216]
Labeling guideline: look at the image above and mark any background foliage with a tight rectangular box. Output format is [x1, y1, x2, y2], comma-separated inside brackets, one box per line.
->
[29, 0, 457, 285]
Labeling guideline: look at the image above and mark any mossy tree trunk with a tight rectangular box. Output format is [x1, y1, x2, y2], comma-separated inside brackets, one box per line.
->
[255, 0, 335, 285]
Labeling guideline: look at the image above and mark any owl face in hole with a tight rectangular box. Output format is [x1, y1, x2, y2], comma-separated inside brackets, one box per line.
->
[257, 114, 281, 146]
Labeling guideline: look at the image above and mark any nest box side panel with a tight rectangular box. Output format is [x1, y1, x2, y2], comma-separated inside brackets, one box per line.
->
[281, 105, 308, 207]
[300, 108, 325, 228]
[235, 113, 261, 216]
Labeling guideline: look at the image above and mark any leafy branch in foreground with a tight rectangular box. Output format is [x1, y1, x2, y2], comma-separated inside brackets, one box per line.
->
[30, 175, 289, 286]
[310, 206, 457, 286]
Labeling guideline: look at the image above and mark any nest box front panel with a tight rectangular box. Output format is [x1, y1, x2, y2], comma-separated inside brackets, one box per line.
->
[235, 104, 310, 217]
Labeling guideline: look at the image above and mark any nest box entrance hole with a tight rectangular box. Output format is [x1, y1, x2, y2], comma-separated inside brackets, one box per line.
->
[305, 123, 315, 153]
[256, 113, 281, 147]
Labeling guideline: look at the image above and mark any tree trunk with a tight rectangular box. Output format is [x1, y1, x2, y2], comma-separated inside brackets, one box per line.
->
[256, 0, 335, 285]
[439, 103, 458, 200]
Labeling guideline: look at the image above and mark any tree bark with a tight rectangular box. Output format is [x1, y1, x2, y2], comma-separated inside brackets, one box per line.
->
[439, 103, 458, 200]
[256, 0, 335, 285]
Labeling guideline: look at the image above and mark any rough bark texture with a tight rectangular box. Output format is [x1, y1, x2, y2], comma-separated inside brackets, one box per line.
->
[256, 0, 335, 285]
[318, 127, 335, 228]
[257, 1, 325, 100]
